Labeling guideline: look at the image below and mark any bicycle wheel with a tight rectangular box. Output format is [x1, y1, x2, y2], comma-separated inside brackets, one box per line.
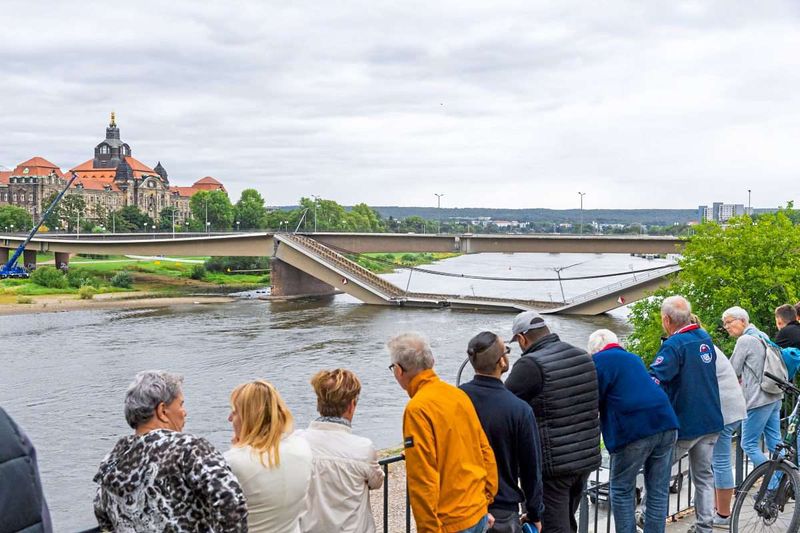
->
[731, 460, 800, 533]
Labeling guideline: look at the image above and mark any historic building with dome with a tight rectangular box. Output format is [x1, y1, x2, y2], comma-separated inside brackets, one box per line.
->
[0, 114, 227, 227]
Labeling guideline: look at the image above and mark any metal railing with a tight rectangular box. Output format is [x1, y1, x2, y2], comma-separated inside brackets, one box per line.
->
[564, 264, 682, 306]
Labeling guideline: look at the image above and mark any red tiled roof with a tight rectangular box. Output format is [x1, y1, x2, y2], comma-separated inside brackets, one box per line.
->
[0, 171, 10, 184]
[71, 176, 121, 192]
[71, 156, 156, 178]
[169, 186, 199, 198]
[193, 176, 227, 192]
[12, 156, 65, 178]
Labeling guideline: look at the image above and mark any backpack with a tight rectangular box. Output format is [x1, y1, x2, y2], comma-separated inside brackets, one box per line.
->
[755, 337, 789, 395]
[781, 346, 800, 381]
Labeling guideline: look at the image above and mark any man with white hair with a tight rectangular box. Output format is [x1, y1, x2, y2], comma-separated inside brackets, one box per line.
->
[723, 306, 783, 469]
[649, 296, 723, 533]
[388, 332, 498, 533]
[588, 329, 678, 533]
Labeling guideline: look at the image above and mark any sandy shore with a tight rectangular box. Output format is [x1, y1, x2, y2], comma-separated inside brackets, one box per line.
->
[0, 292, 236, 316]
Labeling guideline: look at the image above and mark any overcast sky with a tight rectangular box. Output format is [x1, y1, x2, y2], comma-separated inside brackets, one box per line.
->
[1, 1, 799, 209]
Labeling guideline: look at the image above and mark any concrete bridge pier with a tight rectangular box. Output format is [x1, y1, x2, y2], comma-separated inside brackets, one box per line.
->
[55, 252, 70, 270]
[0, 248, 8, 265]
[270, 258, 337, 299]
[23, 249, 37, 270]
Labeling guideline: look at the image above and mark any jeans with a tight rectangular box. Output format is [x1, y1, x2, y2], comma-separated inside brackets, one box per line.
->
[676, 433, 719, 533]
[741, 400, 782, 467]
[610, 429, 677, 533]
[712, 421, 741, 489]
[489, 508, 521, 533]
[459, 514, 489, 533]
[542, 471, 590, 533]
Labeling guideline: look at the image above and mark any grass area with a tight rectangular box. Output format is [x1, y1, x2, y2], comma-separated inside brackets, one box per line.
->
[352, 252, 460, 273]
[0, 256, 268, 299]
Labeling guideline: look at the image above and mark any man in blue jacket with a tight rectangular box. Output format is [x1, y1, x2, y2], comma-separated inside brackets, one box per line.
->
[461, 331, 544, 533]
[650, 296, 724, 533]
[589, 329, 678, 533]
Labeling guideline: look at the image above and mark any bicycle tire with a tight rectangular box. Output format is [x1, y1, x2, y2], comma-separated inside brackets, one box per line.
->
[731, 460, 800, 533]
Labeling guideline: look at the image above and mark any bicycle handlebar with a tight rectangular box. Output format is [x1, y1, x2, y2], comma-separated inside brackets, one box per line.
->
[765, 371, 800, 395]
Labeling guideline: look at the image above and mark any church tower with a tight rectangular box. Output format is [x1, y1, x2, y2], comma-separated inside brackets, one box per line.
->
[93, 112, 132, 169]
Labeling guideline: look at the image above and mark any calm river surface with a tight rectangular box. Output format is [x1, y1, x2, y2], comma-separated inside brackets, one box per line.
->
[1, 252, 672, 530]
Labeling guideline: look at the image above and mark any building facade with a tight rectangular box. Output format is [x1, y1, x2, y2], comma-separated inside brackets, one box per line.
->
[698, 202, 746, 223]
[0, 114, 227, 228]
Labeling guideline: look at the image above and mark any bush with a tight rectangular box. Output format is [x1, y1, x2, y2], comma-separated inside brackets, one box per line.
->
[204, 256, 271, 274]
[79, 285, 96, 300]
[110, 271, 133, 289]
[30, 266, 68, 289]
[16, 295, 33, 304]
[189, 265, 207, 280]
[66, 268, 100, 289]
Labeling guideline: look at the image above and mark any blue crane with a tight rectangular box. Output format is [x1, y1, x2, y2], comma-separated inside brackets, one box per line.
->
[1, 171, 79, 278]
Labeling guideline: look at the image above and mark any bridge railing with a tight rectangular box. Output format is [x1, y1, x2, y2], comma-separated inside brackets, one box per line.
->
[563, 264, 682, 307]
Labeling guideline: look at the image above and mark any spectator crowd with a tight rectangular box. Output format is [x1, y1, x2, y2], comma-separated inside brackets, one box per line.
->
[3, 297, 800, 533]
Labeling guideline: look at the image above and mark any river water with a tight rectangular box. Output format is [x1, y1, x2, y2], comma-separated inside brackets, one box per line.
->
[0, 252, 672, 530]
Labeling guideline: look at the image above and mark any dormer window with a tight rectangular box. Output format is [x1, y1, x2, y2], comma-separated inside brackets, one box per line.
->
[99, 145, 110, 155]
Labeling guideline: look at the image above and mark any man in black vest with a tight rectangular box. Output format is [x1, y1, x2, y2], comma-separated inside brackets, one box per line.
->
[505, 311, 601, 533]
[775, 304, 800, 349]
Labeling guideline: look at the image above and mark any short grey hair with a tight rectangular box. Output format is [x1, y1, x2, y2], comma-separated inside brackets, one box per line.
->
[124, 371, 184, 429]
[387, 332, 434, 373]
[661, 295, 692, 327]
[587, 329, 619, 355]
[723, 306, 750, 325]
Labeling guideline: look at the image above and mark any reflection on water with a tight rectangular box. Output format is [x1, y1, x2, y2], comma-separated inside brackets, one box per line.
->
[0, 253, 666, 530]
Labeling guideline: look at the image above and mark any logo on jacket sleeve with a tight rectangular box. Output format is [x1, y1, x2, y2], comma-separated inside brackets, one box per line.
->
[653, 356, 664, 366]
[699, 344, 712, 363]
[404, 436, 414, 448]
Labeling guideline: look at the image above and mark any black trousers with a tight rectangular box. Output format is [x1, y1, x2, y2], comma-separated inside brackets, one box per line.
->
[542, 471, 590, 533]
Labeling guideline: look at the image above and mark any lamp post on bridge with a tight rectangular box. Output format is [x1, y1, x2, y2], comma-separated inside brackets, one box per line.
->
[748, 189, 752, 216]
[435, 193, 444, 234]
[311, 195, 320, 233]
[578, 192, 586, 235]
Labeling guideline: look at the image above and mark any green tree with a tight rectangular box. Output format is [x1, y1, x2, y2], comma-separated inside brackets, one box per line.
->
[627, 210, 800, 361]
[0, 205, 33, 231]
[42, 192, 86, 231]
[159, 206, 179, 231]
[190, 190, 234, 231]
[346, 203, 385, 232]
[108, 206, 154, 232]
[234, 189, 268, 230]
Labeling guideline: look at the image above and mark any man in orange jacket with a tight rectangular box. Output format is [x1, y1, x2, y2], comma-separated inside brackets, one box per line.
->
[388, 332, 498, 533]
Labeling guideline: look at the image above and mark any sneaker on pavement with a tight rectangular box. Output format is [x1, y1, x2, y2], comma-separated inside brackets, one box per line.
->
[712, 514, 730, 529]
[635, 510, 645, 529]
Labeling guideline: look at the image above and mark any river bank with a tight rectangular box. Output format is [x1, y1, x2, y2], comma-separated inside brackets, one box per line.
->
[0, 292, 237, 316]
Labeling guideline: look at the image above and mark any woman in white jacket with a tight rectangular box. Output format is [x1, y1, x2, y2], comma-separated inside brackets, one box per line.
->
[225, 380, 312, 533]
[297, 369, 385, 533]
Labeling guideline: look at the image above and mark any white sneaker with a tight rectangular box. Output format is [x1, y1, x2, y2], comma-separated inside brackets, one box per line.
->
[712, 514, 730, 529]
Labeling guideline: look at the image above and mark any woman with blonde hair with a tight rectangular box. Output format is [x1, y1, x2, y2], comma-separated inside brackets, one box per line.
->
[224, 380, 312, 533]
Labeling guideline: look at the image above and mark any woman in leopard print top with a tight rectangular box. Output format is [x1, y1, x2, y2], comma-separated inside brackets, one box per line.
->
[93, 371, 247, 532]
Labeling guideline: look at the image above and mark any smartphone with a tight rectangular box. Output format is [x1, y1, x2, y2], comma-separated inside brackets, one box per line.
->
[522, 523, 538, 533]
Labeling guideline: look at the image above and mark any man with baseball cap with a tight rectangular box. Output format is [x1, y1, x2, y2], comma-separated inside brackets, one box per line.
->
[505, 311, 601, 533]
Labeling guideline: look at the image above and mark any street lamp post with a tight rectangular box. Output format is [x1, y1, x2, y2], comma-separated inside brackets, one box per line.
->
[172, 208, 176, 239]
[434, 193, 444, 234]
[311, 195, 320, 233]
[76, 210, 81, 239]
[748, 189, 752, 216]
[204, 197, 208, 231]
[152, 224, 156, 239]
[206, 221, 211, 234]
[236, 220, 240, 232]
[578, 192, 586, 234]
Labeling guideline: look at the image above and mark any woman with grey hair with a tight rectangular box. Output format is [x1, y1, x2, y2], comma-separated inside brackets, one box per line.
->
[93, 370, 247, 532]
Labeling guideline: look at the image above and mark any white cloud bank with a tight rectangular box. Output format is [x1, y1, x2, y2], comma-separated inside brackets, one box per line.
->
[1, 0, 799, 209]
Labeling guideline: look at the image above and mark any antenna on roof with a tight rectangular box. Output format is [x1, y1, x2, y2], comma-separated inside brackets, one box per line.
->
[110, 111, 116, 127]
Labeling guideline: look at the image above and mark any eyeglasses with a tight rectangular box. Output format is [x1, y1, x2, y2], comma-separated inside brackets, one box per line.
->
[723, 318, 742, 327]
[495, 344, 511, 365]
[388, 363, 404, 373]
